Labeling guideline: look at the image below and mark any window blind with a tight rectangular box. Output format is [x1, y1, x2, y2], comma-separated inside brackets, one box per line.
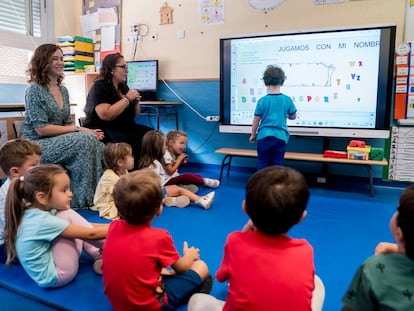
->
[0, 0, 41, 37]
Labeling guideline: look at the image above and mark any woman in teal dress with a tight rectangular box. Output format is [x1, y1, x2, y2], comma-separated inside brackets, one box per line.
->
[22, 44, 106, 208]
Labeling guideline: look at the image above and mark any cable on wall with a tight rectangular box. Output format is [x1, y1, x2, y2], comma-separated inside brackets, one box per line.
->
[159, 77, 219, 122]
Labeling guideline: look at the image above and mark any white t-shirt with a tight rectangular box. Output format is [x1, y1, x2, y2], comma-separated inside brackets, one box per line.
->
[149, 159, 179, 185]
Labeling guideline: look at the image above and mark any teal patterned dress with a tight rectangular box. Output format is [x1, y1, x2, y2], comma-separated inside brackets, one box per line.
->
[22, 83, 105, 208]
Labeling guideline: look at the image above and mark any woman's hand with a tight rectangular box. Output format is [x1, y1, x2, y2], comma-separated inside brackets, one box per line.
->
[81, 127, 105, 141]
[126, 89, 142, 102]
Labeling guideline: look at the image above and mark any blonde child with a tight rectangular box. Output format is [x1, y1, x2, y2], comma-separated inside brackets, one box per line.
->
[164, 130, 220, 189]
[91, 142, 134, 219]
[139, 130, 215, 209]
[103, 169, 212, 310]
[5, 164, 108, 287]
[92, 143, 206, 217]
[0, 138, 42, 263]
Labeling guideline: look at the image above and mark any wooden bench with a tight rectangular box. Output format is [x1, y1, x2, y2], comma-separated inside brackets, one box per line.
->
[215, 148, 388, 196]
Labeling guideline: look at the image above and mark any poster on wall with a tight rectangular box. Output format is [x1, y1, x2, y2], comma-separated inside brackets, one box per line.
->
[81, 0, 121, 64]
[388, 126, 414, 182]
[199, 0, 224, 25]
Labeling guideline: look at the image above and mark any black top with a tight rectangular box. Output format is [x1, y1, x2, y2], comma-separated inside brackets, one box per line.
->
[84, 79, 136, 133]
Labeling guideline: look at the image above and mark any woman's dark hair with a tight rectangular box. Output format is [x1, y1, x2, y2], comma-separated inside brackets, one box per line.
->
[99, 53, 128, 94]
[27, 44, 64, 86]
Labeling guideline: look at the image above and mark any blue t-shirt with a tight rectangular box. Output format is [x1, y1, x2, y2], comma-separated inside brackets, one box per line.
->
[254, 93, 297, 143]
[16, 208, 69, 287]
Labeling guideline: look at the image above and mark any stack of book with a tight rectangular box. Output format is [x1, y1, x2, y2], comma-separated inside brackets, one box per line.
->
[73, 36, 94, 72]
[57, 36, 75, 72]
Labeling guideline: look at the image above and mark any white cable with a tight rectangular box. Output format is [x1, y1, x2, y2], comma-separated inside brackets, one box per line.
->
[159, 77, 208, 121]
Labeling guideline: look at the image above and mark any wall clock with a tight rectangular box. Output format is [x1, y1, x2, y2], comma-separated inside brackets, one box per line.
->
[248, 0, 286, 11]
[395, 42, 410, 56]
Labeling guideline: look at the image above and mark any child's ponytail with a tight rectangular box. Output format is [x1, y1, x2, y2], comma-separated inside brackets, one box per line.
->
[4, 164, 65, 265]
[5, 177, 25, 265]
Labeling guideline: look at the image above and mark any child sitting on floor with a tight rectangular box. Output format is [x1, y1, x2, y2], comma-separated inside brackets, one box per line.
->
[341, 184, 414, 311]
[188, 166, 321, 310]
[91, 142, 134, 219]
[139, 130, 215, 209]
[5, 164, 108, 287]
[0, 138, 42, 263]
[93, 143, 212, 217]
[164, 130, 220, 189]
[103, 169, 212, 310]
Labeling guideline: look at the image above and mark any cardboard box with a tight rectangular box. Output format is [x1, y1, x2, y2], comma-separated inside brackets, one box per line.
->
[347, 145, 371, 160]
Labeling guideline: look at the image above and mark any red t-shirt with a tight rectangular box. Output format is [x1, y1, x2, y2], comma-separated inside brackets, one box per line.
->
[103, 220, 180, 311]
[216, 230, 315, 311]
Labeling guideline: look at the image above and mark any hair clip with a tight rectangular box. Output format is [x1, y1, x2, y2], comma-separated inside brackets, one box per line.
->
[22, 198, 31, 207]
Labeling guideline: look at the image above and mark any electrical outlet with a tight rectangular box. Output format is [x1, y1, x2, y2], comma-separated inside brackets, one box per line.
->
[127, 36, 136, 43]
[206, 116, 220, 121]
[130, 23, 139, 34]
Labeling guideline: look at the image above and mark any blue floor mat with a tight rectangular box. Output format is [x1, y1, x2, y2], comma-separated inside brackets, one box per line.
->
[0, 209, 112, 311]
[0, 164, 405, 310]
[0, 256, 112, 311]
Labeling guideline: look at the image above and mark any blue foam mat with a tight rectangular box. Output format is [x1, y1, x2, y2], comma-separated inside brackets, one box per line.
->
[0, 210, 113, 311]
[0, 256, 112, 311]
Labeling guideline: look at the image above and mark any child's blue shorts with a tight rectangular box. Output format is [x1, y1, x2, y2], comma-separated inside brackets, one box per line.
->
[161, 269, 203, 310]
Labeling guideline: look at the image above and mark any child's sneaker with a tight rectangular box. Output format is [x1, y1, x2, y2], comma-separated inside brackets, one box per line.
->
[196, 191, 215, 210]
[178, 184, 199, 193]
[164, 196, 190, 208]
[203, 178, 220, 188]
[93, 259, 103, 275]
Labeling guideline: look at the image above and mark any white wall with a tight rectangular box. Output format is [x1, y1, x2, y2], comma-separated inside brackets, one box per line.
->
[55, 0, 406, 80]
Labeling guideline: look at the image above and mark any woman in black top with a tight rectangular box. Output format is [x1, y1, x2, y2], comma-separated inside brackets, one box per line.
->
[84, 53, 152, 169]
